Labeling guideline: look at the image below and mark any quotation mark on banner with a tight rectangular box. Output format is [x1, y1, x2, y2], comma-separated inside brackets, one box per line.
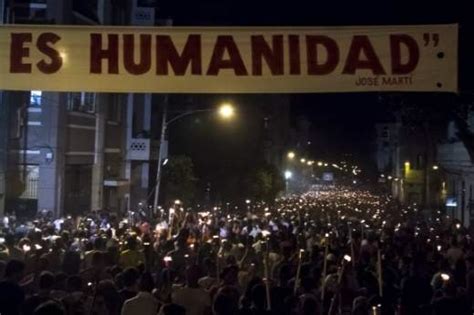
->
[423, 33, 440, 47]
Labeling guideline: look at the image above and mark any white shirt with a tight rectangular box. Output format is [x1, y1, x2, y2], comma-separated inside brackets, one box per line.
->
[172, 287, 211, 315]
[121, 292, 158, 315]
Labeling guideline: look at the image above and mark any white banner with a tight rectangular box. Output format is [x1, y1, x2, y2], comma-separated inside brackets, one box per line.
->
[0, 24, 458, 93]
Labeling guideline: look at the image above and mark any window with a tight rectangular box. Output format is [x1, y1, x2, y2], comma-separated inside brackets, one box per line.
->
[68, 92, 96, 113]
[30, 90, 42, 106]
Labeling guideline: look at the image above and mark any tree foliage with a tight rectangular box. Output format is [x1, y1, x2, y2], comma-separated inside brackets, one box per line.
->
[243, 162, 285, 202]
[383, 93, 474, 162]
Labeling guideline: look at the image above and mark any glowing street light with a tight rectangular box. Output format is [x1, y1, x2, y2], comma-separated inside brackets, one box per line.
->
[284, 170, 293, 179]
[432, 165, 439, 170]
[218, 103, 235, 119]
[317, 161, 323, 166]
[287, 151, 296, 160]
[300, 158, 306, 163]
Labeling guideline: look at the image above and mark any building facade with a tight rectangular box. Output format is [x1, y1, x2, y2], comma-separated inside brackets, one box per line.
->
[437, 119, 474, 227]
[375, 121, 443, 211]
[0, 0, 291, 217]
[0, 0, 164, 218]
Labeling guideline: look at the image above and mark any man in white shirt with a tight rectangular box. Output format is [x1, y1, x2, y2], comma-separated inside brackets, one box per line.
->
[172, 265, 211, 315]
[122, 273, 158, 315]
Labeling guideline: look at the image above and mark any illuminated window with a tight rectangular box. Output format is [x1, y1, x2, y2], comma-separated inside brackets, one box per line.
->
[30, 90, 42, 106]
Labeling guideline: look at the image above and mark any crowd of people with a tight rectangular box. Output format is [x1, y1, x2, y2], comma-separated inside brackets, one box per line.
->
[0, 186, 473, 315]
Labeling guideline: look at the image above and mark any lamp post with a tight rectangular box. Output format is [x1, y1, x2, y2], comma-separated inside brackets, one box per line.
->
[152, 100, 235, 212]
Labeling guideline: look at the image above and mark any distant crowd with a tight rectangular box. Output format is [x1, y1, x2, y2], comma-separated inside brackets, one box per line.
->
[0, 187, 473, 315]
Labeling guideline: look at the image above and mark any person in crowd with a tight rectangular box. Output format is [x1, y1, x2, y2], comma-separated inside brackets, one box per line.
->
[121, 272, 158, 315]
[23, 271, 57, 315]
[4, 234, 23, 261]
[34, 300, 65, 315]
[0, 186, 474, 315]
[119, 237, 145, 269]
[0, 259, 26, 315]
[118, 267, 139, 309]
[61, 275, 86, 315]
[172, 264, 212, 315]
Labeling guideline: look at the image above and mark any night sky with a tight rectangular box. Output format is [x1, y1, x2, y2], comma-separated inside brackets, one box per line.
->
[157, 0, 472, 199]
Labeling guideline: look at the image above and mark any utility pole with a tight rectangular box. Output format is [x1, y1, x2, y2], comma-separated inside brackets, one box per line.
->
[152, 97, 168, 212]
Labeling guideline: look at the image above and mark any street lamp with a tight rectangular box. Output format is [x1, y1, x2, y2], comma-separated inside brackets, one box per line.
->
[287, 151, 295, 160]
[218, 103, 235, 119]
[152, 101, 235, 211]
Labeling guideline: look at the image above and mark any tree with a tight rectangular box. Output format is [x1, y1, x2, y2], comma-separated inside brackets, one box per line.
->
[384, 93, 474, 162]
[243, 162, 285, 202]
[161, 155, 197, 205]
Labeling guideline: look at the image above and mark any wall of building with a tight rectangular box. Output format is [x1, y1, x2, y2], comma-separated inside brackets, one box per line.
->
[375, 121, 442, 211]
[438, 139, 474, 227]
